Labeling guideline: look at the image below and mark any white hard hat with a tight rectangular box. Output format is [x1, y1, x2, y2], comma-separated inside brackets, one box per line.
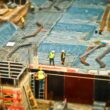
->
[62, 50, 65, 52]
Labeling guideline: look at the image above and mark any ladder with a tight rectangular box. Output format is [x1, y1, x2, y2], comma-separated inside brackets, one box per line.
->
[27, 86, 38, 108]
[38, 80, 45, 99]
[30, 74, 35, 96]
[24, 86, 38, 109]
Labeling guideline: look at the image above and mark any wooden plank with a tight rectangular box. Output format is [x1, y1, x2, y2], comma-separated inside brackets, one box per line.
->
[107, 12, 110, 31]
[0, 67, 8, 69]
[0, 63, 8, 66]
[10, 65, 23, 68]
[99, 6, 110, 32]
[0, 70, 20, 74]
[0, 70, 8, 73]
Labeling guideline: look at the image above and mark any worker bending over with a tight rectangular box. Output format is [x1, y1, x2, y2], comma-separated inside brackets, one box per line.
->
[34, 67, 47, 89]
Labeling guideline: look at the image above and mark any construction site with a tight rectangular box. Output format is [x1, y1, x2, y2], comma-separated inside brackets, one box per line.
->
[0, 0, 110, 110]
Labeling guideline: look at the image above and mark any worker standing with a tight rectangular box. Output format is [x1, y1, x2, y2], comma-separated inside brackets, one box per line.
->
[61, 50, 66, 65]
[49, 50, 55, 65]
[34, 67, 46, 89]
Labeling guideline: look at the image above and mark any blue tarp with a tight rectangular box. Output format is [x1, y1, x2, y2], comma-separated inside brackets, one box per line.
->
[37, 0, 110, 69]
[73, 0, 108, 5]
[53, 23, 96, 32]
[38, 43, 87, 56]
[66, 7, 104, 20]
[0, 22, 17, 46]
[31, 0, 47, 5]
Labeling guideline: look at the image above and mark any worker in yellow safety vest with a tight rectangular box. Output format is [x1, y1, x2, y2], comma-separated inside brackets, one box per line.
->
[49, 50, 55, 65]
[34, 67, 46, 89]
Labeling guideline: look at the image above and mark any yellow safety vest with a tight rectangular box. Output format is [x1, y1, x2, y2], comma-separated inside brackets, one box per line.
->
[49, 52, 55, 59]
[21, 17, 25, 23]
[37, 70, 45, 80]
[62, 53, 65, 58]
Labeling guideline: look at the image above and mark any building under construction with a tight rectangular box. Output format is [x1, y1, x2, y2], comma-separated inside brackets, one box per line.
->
[0, 0, 110, 110]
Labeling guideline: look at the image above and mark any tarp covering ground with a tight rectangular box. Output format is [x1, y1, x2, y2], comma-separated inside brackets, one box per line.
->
[0, 0, 110, 71]
[38, 0, 110, 71]
[0, 22, 17, 47]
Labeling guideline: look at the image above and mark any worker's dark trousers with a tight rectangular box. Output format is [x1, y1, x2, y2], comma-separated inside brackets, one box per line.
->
[61, 58, 65, 65]
[49, 58, 54, 65]
[39, 80, 44, 89]
[96, 47, 110, 68]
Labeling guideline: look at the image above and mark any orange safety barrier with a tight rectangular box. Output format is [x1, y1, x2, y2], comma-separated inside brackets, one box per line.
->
[0, 89, 20, 94]
[0, 97, 21, 102]
[8, 106, 24, 110]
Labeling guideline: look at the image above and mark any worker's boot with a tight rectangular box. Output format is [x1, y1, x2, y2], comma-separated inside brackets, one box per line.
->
[95, 58, 106, 68]
[61, 61, 64, 65]
[80, 57, 89, 66]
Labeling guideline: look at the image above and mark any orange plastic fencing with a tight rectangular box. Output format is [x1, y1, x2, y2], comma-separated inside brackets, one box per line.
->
[8, 105, 24, 110]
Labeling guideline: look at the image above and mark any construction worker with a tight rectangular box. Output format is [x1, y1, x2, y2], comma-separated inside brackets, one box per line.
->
[34, 67, 46, 89]
[61, 50, 66, 65]
[49, 50, 55, 65]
